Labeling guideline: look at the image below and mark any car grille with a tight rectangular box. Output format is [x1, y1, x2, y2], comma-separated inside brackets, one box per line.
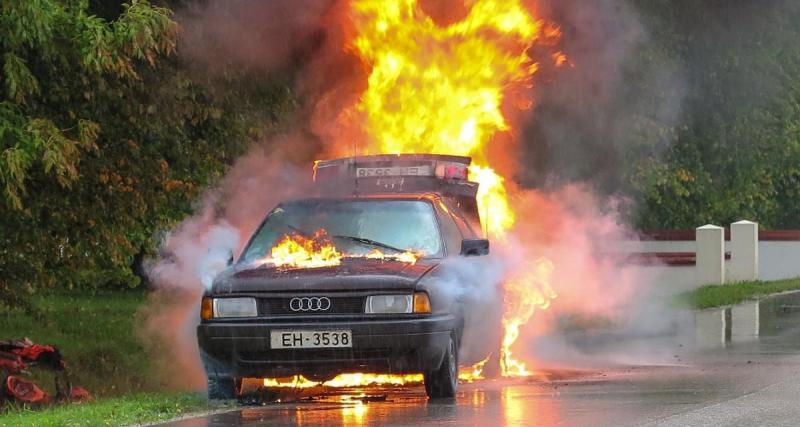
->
[258, 296, 365, 316]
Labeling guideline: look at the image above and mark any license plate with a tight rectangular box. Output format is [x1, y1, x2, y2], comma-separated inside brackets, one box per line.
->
[356, 165, 431, 177]
[270, 330, 352, 349]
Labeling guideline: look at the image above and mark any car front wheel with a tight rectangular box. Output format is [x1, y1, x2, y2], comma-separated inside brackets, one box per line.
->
[423, 333, 458, 399]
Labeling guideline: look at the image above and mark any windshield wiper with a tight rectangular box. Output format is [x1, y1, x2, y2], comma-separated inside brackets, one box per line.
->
[332, 235, 406, 254]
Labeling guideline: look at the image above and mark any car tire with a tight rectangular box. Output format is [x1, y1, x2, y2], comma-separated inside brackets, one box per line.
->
[424, 333, 458, 399]
[207, 375, 238, 401]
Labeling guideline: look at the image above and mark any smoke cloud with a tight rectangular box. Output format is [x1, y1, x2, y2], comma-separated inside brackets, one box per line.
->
[177, 0, 335, 76]
[520, 0, 686, 193]
[141, 141, 313, 388]
[504, 185, 684, 368]
[141, 0, 687, 389]
[425, 255, 507, 364]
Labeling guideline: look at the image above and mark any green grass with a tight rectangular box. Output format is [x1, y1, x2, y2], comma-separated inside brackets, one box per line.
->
[0, 392, 210, 427]
[0, 291, 158, 396]
[681, 277, 800, 309]
[0, 291, 212, 426]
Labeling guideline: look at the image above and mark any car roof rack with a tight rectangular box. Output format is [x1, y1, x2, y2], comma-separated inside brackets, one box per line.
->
[312, 153, 478, 198]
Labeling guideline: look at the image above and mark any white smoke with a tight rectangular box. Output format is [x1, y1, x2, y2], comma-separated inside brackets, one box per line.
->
[428, 255, 508, 364]
[138, 0, 691, 390]
[140, 145, 313, 389]
[197, 222, 240, 290]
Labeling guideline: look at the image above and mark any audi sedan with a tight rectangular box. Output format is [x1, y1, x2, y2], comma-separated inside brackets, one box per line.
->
[197, 193, 490, 400]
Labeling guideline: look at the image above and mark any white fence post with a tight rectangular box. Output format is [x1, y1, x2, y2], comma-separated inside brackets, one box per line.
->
[696, 224, 725, 285]
[729, 220, 759, 282]
[695, 308, 727, 348]
[731, 301, 760, 342]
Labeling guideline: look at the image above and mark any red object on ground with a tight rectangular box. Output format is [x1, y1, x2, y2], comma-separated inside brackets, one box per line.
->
[11, 344, 57, 362]
[0, 337, 90, 407]
[69, 386, 92, 403]
[6, 376, 48, 404]
[0, 357, 24, 371]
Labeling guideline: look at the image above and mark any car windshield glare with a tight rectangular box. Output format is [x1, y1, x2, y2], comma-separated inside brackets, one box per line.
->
[241, 200, 442, 263]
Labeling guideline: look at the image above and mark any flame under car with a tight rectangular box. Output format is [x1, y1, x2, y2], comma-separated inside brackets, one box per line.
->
[197, 154, 491, 399]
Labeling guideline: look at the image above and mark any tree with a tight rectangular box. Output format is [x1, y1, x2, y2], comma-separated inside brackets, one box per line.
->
[626, 0, 800, 229]
[0, 0, 291, 308]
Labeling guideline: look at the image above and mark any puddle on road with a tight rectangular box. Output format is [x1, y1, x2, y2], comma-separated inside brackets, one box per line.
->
[164, 382, 570, 427]
[694, 291, 800, 351]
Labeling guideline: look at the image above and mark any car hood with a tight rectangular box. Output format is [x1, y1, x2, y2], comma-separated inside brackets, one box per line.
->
[211, 258, 439, 294]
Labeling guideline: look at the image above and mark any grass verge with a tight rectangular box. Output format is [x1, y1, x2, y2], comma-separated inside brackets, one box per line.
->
[681, 277, 800, 309]
[0, 290, 211, 426]
[0, 291, 157, 395]
[0, 392, 210, 427]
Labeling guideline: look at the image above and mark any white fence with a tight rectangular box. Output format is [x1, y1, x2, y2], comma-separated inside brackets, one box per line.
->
[624, 221, 800, 291]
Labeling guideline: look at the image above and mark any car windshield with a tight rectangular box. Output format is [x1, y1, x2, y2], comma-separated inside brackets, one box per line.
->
[240, 199, 442, 263]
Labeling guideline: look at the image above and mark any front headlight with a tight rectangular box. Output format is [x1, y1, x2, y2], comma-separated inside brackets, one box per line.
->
[365, 294, 412, 314]
[213, 297, 258, 318]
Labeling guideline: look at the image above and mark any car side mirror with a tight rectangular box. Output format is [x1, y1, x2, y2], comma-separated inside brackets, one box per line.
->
[225, 249, 234, 267]
[460, 239, 489, 256]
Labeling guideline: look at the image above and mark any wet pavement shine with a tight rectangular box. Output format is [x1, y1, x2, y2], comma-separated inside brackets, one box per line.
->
[159, 292, 800, 426]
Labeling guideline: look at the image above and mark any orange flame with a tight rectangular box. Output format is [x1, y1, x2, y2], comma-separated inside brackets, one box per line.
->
[262, 368, 493, 388]
[552, 51, 568, 68]
[343, 0, 547, 238]
[261, 358, 498, 388]
[500, 258, 556, 376]
[262, 230, 419, 269]
[330, 0, 564, 379]
[263, 373, 423, 389]
[468, 165, 515, 238]
[269, 230, 342, 268]
[349, 0, 538, 155]
[364, 248, 419, 264]
[458, 355, 490, 382]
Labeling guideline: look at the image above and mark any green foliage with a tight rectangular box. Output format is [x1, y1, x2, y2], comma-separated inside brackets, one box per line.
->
[679, 278, 800, 309]
[0, 1, 293, 306]
[627, 0, 800, 229]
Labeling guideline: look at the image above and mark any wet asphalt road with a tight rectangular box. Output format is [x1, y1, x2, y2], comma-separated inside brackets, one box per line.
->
[159, 293, 800, 426]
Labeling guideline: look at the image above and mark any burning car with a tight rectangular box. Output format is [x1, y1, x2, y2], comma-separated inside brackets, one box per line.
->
[197, 154, 492, 399]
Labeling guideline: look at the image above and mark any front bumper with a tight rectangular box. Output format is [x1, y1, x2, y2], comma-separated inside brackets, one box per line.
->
[198, 315, 456, 378]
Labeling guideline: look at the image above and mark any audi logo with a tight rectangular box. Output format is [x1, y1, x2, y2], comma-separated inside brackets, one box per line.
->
[289, 297, 331, 312]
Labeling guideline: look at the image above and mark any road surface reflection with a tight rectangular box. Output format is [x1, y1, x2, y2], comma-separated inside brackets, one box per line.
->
[161, 292, 800, 427]
[165, 379, 574, 427]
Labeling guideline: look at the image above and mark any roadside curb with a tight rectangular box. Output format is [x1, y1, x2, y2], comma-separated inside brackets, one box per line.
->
[139, 404, 240, 427]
